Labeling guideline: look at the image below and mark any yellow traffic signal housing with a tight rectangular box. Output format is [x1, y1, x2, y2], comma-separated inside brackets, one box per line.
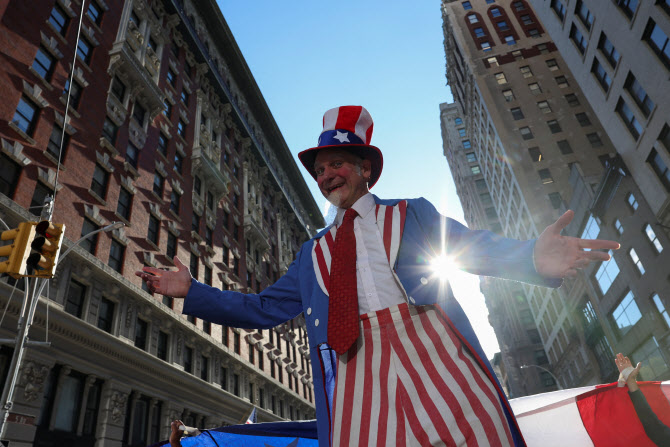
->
[0, 222, 37, 278]
[26, 221, 65, 278]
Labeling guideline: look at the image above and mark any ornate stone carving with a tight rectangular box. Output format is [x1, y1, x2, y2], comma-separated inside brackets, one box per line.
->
[110, 391, 128, 424]
[19, 361, 49, 402]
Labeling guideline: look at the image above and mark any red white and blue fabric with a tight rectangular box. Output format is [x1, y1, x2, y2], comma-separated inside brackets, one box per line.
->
[317, 106, 374, 148]
[331, 303, 514, 447]
[311, 201, 408, 297]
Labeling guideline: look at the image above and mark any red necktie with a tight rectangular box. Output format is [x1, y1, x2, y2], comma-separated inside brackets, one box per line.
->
[328, 208, 359, 355]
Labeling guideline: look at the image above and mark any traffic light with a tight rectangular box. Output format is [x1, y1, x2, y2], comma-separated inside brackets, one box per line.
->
[0, 222, 37, 278]
[26, 221, 65, 278]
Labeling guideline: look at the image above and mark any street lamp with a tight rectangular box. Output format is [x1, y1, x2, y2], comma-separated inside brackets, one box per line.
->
[520, 364, 563, 390]
[0, 221, 125, 439]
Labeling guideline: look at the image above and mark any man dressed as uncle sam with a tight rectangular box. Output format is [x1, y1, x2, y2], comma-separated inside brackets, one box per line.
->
[137, 106, 620, 447]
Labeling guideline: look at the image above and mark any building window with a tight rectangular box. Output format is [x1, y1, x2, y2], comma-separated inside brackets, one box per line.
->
[647, 148, 670, 192]
[102, 117, 118, 144]
[49, 4, 70, 35]
[462, 139, 472, 149]
[77, 36, 93, 65]
[616, 98, 643, 140]
[200, 356, 209, 381]
[551, 0, 567, 21]
[555, 75, 569, 88]
[513, 1, 526, 11]
[547, 119, 562, 133]
[90, 164, 109, 199]
[167, 232, 177, 259]
[234, 331, 240, 354]
[529, 83, 542, 95]
[481, 41, 492, 52]
[520, 126, 533, 140]
[466, 152, 477, 163]
[521, 14, 534, 25]
[80, 218, 98, 254]
[164, 100, 172, 118]
[180, 90, 189, 105]
[624, 72, 654, 117]
[30, 182, 50, 211]
[166, 68, 176, 87]
[174, 151, 183, 174]
[548, 192, 562, 209]
[557, 139, 573, 155]
[183, 346, 193, 374]
[643, 224, 663, 253]
[587, 132, 603, 147]
[125, 142, 139, 169]
[110, 76, 126, 102]
[63, 80, 83, 109]
[652, 294, 670, 328]
[491, 7, 502, 17]
[192, 212, 201, 233]
[595, 251, 620, 294]
[135, 318, 148, 349]
[627, 192, 639, 210]
[47, 125, 69, 160]
[462, 1, 472, 10]
[573, 112, 591, 127]
[12, 96, 39, 136]
[629, 248, 645, 274]
[87, 0, 103, 26]
[157, 133, 169, 157]
[133, 102, 146, 124]
[565, 93, 580, 107]
[632, 336, 669, 381]
[614, 219, 624, 235]
[32, 47, 56, 80]
[504, 35, 516, 46]
[0, 154, 21, 198]
[147, 215, 159, 245]
[474, 27, 485, 38]
[116, 187, 132, 221]
[520, 66, 533, 78]
[233, 373, 240, 396]
[539, 168, 554, 184]
[569, 24, 587, 54]
[528, 147, 542, 162]
[502, 89, 515, 102]
[177, 119, 186, 138]
[190, 253, 199, 279]
[537, 101, 551, 114]
[109, 239, 125, 273]
[157, 331, 169, 361]
[470, 165, 481, 175]
[575, 0, 594, 30]
[643, 19, 670, 69]
[510, 107, 524, 120]
[615, 0, 639, 19]
[204, 265, 212, 286]
[97, 297, 115, 333]
[153, 171, 164, 197]
[467, 14, 479, 24]
[598, 33, 621, 68]
[497, 21, 510, 31]
[65, 279, 86, 318]
[170, 190, 181, 213]
[495, 72, 507, 84]
[611, 290, 642, 337]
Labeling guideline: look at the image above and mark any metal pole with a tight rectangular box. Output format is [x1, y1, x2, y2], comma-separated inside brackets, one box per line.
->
[520, 364, 563, 390]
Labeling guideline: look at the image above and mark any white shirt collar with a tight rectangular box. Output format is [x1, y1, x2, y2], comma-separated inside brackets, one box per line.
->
[334, 192, 375, 226]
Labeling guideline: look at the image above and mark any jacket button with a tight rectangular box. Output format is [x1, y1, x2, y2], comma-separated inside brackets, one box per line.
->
[314, 319, 319, 327]
[420, 277, 428, 285]
[409, 296, 416, 304]
[307, 307, 312, 315]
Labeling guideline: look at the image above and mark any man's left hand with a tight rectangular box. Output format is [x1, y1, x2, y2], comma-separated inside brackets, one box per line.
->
[534, 210, 620, 278]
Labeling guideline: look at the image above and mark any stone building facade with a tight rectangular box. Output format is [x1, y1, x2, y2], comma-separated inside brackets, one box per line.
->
[0, 0, 323, 445]
[440, 0, 670, 398]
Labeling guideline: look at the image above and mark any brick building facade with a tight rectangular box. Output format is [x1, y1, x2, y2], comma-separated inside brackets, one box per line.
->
[0, 0, 323, 445]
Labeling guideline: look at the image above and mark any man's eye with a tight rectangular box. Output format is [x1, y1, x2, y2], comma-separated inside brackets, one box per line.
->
[333, 162, 342, 168]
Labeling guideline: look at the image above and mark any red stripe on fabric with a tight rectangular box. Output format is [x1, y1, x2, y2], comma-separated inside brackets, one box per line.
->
[640, 382, 670, 427]
[358, 318, 374, 446]
[395, 381, 405, 447]
[417, 309, 493, 446]
[325, 229, 335, 252]
[388, 306, 456, 446]
[318, 349, 333, 447]
[397, 380, 433, 446]
[383, 205, 394, 262]
[377, 308, 392, 447]
[338, 346, 359, 447]
[314, 242, 330, 292]
[576, 383, 656, 447]
[398, 201, 407, 241]
[334, 106, 362, 132]
[375, 204, 380, 220]
[432, 307, 514, 446]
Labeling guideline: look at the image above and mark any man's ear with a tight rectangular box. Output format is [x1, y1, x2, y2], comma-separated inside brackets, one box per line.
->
[361, 158, 372, 180]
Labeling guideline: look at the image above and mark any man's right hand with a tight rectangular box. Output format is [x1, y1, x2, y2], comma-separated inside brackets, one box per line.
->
[135, 256, 192, 298]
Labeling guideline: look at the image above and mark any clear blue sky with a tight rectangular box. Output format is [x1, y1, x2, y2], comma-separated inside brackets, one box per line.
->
[216, 0, 501, 359]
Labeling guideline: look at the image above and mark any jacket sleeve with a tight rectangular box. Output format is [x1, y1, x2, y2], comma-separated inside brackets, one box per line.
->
[182, 248, 305, 329]
[629, 389, 670, 445]
[412, 197, 562, 288]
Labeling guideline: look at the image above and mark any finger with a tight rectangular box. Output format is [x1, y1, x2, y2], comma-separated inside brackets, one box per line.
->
[551, 210, 574, 235]
[174, 256, 187, 271]
[581, 251, 612, 262]
[142, 266, 165, 276]
[565, 268, 577, 277]
[578, 239, 620, 250]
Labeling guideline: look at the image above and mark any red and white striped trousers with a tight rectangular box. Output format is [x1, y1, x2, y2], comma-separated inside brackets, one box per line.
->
[331, 303, 514, 447]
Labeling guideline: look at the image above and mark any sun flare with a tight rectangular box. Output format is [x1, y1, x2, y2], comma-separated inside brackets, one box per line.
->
[430, 254, 460, 282]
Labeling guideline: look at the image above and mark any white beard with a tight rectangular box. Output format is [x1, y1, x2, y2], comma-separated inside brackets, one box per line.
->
[325, 189, 344, 207]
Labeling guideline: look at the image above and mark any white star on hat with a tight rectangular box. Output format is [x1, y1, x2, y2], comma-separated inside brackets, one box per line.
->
[333, 130, 350, 143]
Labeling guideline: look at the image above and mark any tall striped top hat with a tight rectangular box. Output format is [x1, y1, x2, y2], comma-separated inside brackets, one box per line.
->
[298, 105, 383, 188]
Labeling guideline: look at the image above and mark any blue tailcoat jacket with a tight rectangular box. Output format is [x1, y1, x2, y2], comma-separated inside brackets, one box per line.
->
[183, 196, 561, 446]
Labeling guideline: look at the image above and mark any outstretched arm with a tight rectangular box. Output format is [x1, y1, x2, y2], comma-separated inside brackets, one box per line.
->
[615, 353, 670, 445]
[135, 256, 192, 297]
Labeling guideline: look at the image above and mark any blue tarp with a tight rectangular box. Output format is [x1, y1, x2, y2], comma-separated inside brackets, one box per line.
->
[149, 420, 318, 447]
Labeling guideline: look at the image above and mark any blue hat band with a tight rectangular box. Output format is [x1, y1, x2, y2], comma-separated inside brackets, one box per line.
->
[317, 129, 365, 147]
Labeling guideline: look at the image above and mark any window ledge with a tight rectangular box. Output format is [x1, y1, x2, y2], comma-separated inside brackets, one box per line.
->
[168, 209, 181, 222]
[59, 96, 80, 118]
[88, 188, 107, 206]
[151, 191, 163, 202]
[145, 239, 160, 251]
[43, 151, 66, 169]
[113, 212, 131, 227]
[28, 67, 55, 92]
[99, 137, 119, 157]
[7, 121, 36, 146]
